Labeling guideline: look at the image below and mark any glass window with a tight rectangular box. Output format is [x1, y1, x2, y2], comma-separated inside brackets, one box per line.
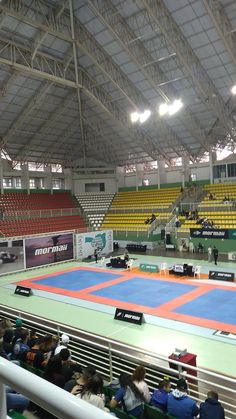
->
[39, 178, 45, 189]
[15, 178, 21, 188]
[12, 161, 22, 170]
[190, 173, 197, 181]
[52, 179, 61, 189]
[228, 163, 236, 178]
[29, 178, 36, 189]
[51, 164, 63, 173]
[213, 164, 226, 179]
[3, 178, 12, 188]
[28, 162, 44, 171]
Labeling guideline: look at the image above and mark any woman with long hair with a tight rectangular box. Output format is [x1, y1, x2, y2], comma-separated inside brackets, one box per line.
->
[110, 373, 145, 418]
[43, 355, 65, 388]
[78, 372, 109, 412]
[132, 366, 150, 403]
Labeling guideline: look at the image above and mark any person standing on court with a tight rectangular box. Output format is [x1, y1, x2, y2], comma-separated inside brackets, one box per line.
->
[207, 246, 212, 263]
[212, 246, 219, 265]
[94, 248, 98, 263]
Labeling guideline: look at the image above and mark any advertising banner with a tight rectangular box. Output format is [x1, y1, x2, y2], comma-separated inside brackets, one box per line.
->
[75, 230, 113, 259]
[209, 271, 235, 282]
[190, 228, 228, 239]
[228, 230, 236, 240]
[114, 308, 143, 325]
[0, 239, 24, 275]
[25, 233, 74, 268]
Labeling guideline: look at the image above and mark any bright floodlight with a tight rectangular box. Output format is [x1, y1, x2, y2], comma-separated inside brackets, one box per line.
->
[140, 109, 151, 123]
[159, 103, 169, 116]
[168, 99, 183, 116]
[130, 112, 139, 123]
[231, 85, 236, 95]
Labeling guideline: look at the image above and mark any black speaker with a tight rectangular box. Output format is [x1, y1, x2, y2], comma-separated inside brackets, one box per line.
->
[161, 229, 165, 240]
[166, 232, 171, 245]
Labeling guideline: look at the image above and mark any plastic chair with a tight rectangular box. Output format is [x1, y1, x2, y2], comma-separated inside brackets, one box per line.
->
[160, 262, 167, 274]
[194, 265, 201, 279]
[126, 259, 133, 270]
[100, 256, 105, 265]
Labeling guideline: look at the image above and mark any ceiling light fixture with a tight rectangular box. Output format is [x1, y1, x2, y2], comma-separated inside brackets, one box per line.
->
[231, 85, 236, 95]
[130, 110, 151, 123]
[159, 99, 183, 116]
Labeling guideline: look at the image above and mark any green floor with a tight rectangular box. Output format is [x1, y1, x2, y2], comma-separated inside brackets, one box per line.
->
[1, 256, 236, 377]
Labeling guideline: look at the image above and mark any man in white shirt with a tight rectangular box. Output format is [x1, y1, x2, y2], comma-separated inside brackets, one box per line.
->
[54, 334, 71, 358]
[207, 246, 212, 262]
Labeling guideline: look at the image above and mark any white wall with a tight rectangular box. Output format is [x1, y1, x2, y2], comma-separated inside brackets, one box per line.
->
[73, 175, 117, 194]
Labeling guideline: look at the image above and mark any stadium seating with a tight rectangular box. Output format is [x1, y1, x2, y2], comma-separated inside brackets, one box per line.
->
[74, 193, 114, 229]
[102, 212, 170, 231]
[0, 215, 86, 237]
[112, 188, 180, 209]
[178, 211, 236, 233]
[0, 192, 75, 213]
[101, 188, 180, 232]
[199, 183, 236, 208]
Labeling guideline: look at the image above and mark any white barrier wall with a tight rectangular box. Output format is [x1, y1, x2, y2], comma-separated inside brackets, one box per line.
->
[75, 230, 113, 259]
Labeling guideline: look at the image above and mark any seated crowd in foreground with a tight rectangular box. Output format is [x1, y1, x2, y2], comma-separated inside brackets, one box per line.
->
[0, 318, 225, 419]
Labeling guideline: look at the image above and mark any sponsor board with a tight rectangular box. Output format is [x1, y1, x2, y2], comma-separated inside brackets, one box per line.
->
[190, 228, 228, 239]
[25, 233, 74, 268]
[209, 271, 235, 282]
[0, 239, 24, 275]
[114, 308, 143, 325]
[14, 285, 31, 297]
[75, 230, 113, 259]
[139, 263, 159, 273]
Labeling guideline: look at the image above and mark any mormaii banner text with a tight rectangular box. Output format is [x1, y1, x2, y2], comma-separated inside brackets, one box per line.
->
[25, 233, 74, 268]
[75, 230, 113, 259]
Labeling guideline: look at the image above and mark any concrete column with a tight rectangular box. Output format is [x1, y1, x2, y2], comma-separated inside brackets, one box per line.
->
[157, 160, 166, 187]
[44, 165, 53, 193]
[21, 163, 30, 193]
[0, 159, 4, 194]
[182, 155, 190, 187]
[209, 151, 216, 185]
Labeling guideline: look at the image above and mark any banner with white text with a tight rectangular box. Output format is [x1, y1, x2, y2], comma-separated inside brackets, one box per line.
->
[75, 230, 113, 259]
[25, 233, 74, 268]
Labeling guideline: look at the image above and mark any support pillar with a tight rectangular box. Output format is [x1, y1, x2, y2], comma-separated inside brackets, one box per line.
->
[0, 159, 3, 194]
[157, 160, 166, 188]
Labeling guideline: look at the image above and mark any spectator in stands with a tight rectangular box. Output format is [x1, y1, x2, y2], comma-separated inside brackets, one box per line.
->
[175, 216, 180, 228]
[132, 366, 150, 403]
[23, 338, 45, 369]
[78, 373, 109, 413]
[58, 348, 82, 382]
[70, 365, 97, 395]
[209, 193, 213, 200]
[110, 373, 146, 418]
[168, 378, 199, 419]
[199, 390, 225, 419]
[150, 378, 171, 412]
[144, 217, 150, 224]
[43, 355, 65, 388]
[27, 329, 38, 348]
[13, 328, 30, 360]
[46, 335, 60, 361]
[150, 213, 156, 223]
[54, 334, 71, 358]
[6, 387, 29, 414]
[2, 328, 14, 356]
[12, 318, 24, 346]
[207, 246, 213, 263]
[213, 246, 219, 265]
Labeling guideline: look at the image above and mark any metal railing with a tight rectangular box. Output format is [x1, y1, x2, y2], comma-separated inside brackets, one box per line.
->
[180, 202, 236, 212]
[5, 207, 82, 220]
[0, 357, 111, 419]
[1, 306, 236, 418]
